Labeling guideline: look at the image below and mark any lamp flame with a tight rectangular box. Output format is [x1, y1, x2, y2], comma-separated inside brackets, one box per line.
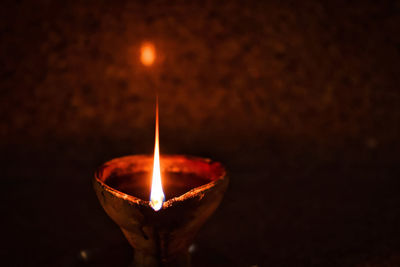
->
[150, 98, 165, 211]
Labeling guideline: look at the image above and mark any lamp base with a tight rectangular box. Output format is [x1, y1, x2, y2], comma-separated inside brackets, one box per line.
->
[132, 250, 190, 267]
[74, 242, 235, 267]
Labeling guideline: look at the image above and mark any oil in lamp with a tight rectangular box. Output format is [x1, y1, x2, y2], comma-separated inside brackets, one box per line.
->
[93, 43, 229, 267]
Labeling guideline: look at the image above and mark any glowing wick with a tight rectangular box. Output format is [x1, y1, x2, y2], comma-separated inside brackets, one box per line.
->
[150, 98, 165, 211]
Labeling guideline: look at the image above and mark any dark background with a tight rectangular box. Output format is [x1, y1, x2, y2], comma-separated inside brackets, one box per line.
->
[1, 0, 400, 266]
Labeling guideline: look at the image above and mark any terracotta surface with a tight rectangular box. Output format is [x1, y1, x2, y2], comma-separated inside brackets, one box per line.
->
[93, 155, 228, 266]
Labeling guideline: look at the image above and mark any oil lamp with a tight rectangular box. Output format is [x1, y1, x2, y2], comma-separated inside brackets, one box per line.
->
[93, 43, 229, 266]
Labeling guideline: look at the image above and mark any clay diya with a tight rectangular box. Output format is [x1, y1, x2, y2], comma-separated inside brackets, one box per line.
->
[93, 154, 228, 267]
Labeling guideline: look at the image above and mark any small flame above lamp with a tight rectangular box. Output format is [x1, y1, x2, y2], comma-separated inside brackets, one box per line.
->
[93, 42, 229, 267]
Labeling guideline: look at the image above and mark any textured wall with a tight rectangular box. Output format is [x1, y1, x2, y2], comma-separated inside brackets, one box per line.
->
[1, 0, 399, 157]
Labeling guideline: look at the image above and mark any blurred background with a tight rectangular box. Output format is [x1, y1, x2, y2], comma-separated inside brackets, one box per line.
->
[1, 0, 400, 266]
